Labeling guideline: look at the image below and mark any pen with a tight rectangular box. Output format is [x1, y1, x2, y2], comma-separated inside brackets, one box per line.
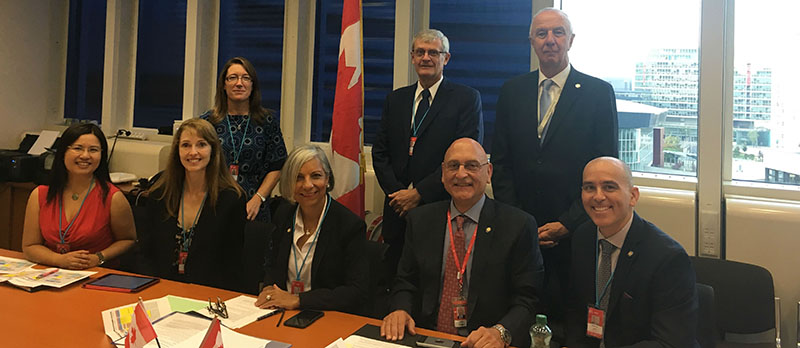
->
[257, 308, 284, 322]
[35, 269, 59, 280]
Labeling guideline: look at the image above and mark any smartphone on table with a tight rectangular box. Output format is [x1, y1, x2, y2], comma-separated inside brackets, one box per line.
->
[282, 309, 324, 328]
[416, 336, 456, 348]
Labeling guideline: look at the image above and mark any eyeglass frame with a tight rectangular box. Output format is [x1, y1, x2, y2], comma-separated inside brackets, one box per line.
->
[207, 297, 229, 318]
[224, 75, 252, 84]
[443, 160, 489, 173]
[67, 145, 102, 155]
[411, 48, 448, 59]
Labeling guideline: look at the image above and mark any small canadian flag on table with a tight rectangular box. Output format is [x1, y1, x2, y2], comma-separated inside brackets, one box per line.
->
[198, 317, 224, 348]
[125, 298, 158, 348]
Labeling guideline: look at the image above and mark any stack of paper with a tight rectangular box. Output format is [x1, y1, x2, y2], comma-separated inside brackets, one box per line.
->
[0, 265, 95, 292]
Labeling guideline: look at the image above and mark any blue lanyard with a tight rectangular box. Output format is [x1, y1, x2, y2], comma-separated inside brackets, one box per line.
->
[291, 194, 331, 281]
[180, 191, 207, 252]
[225, 115, 250, 164]
[594, 238, 616, 307]
[58, 179, 94, 244]
[411, 95, 431, 137]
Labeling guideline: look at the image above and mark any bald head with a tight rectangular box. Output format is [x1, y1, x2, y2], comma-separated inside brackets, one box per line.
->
[581, 157, 639, 237]
[584, 156, 634, 188]
[442, 138, 492, 212]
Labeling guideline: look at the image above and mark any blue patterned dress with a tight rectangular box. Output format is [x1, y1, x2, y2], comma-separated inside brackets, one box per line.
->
[200, 111, 287, 222]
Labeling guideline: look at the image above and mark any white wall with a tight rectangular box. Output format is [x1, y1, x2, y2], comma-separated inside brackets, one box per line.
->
[0, 1, 67, 149]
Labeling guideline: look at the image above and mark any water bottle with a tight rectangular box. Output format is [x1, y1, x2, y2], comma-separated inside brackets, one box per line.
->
[529, 314, 552, 348]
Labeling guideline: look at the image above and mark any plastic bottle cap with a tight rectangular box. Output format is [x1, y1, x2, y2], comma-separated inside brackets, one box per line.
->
[536, 314, 547, 325]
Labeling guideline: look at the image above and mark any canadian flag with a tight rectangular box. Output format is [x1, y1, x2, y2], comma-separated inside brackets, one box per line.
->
[125, 299, 158, 348]
[329, 0, 365, 218]
[198, 317, 224, 348]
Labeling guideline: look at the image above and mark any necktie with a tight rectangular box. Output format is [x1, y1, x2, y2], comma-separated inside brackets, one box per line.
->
[538, 79, 554, 138]
[597, 239, 616, 348]
[414, 89, 431, 131]
[437, 214, 466, 334]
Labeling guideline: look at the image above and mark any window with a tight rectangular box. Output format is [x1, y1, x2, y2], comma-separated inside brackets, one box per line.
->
[561, 0, 701, 175]
[132, 0, 187, 129]
[731, 1, 800, 186]
[430, 0, 532, 152]
[64, 0, 106, 123]
[310, 0, 395, 145]
[218, 0, 285, 117]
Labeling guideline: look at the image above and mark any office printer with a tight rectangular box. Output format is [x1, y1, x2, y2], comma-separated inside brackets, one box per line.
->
[0, 134, 57, 183]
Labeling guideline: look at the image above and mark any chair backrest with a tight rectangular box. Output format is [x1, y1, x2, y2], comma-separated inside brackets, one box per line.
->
[242, 220, 275, 295]
[361, 239, 390, 319]
[691, 257, 776, 344]
[696, 283, 717, 348]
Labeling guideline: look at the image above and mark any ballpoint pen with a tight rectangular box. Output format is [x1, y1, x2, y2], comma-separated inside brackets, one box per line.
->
[34, 269, 59, 280]
[256, 308, 284, 322]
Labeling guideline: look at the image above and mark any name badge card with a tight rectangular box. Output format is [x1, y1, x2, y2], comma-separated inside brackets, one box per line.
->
[586, 305, 605, 339]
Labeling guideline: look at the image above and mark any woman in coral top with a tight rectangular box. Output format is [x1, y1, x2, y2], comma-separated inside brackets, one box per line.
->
[21, 123, 136, 269]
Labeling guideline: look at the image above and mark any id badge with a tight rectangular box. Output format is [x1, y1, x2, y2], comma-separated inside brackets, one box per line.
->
[586, 305, 605, 339]
[452, 296, 467, 328]
[56, 242, 70, 254]
[291, 280, 305, 294]
[178, 251, 188, 274]
[229, 164, 239, 181]
[409, 137, 417, 156]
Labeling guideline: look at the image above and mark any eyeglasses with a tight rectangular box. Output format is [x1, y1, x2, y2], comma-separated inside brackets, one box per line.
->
[207, 297, 229, 318]
[67, 145, 102, 155]
[444, 160, 488, 173]
[225, 75, 252, 84]
[411, 49, 446, 58]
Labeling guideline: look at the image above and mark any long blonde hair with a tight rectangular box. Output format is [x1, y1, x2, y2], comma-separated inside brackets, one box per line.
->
[150, 118, 243, 218]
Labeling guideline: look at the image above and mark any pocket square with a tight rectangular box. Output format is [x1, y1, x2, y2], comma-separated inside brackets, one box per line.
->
[623, 292, 634, 300]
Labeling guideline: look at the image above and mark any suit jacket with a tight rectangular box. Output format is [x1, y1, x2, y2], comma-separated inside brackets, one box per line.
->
[372, 78, 483, 240]
[142, 188, 246, 292]
[390, 198, 544, 348]
[565, 213, 699, 348]
[491, 67, 618, 233]
[264, 197, 368, 315]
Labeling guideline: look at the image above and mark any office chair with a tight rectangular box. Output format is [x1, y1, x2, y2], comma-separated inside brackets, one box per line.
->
[697, 283, 716, 348]
[361, 239, 390, 319]
[691, 257, 778, 348]
[242, 220, 275, 295]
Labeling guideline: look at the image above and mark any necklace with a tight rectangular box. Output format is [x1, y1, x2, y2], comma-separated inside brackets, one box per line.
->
[71, 193, 80, 200]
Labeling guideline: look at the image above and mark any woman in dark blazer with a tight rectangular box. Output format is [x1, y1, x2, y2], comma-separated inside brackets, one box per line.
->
[255, 145, 367, 314]
[142, 119, 246, 292]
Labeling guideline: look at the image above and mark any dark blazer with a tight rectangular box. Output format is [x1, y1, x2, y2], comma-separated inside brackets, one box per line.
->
[264, 197, 368, 315]
[390, 198, 544, 348]
[372, 78, 483, 241]
[491, 66, 618, 233]
[142, 188, 246, 292]
[565, 213, 699, 348]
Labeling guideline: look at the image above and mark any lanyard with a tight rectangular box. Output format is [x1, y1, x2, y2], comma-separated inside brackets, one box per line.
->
[446, 209, 478, 288]
[225, 115, 250, 164]
[58, 179, 94, 244]
[594, 238, 616, 307]
[292, 194, 331, 281]
[410, 95, 431, 137]
[180, 191, 208, 252]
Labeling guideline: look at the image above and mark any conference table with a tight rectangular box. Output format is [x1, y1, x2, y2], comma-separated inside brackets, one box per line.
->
[0, 249, 461, 347]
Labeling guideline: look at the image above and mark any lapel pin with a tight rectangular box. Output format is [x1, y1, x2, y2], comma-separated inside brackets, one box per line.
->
[287, 228, 291, 233]
[575, 83, 581, 89]
[485, 227, 492, 233]
[627, 251, 634, 257]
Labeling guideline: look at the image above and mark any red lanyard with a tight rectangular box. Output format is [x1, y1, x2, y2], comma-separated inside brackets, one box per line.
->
[446, 210, 478, 288]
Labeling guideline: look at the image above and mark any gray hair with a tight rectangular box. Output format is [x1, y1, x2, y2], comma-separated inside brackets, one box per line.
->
[412, 29, 450, 53]
[530, 7, 574, 37]
[279, 144, 335, 203]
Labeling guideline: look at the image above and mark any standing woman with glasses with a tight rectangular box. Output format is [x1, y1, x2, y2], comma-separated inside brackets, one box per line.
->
[142, 119, 246, 291]
[199, 57, 287, 222]
[22, 123, 136, 269]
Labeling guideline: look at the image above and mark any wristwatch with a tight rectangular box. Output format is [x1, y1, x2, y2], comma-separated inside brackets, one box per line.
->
[96, 252, 106, 266]
[492, 324, 512, 346]
[255, 192, 266, 202]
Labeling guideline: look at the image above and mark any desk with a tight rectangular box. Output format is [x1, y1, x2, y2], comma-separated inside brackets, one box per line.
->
[0, 249, 461, 347]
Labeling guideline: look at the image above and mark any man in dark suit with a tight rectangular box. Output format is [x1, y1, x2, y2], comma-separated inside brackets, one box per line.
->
[381, 138, 543, 348]
[372, 29, 483, 278]
[565, 157, 698, 347]
[490, 8, 618, 332]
